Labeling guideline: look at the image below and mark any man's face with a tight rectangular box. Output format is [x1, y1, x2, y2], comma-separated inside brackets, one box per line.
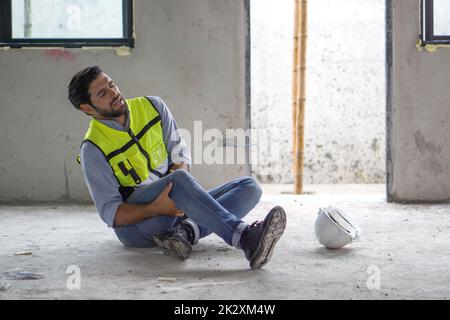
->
[80, 72, 127, 119]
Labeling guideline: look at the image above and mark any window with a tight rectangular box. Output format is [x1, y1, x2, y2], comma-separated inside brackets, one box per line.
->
[0, 0, 134, 48]
[421, 0, 450, 44]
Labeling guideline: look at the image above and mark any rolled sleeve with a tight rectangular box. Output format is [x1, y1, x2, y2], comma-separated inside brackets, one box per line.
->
[80, 142, 123, 228]
[170, 139, 192, 168]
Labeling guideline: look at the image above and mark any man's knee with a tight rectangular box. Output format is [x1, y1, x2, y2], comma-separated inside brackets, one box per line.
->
[242, 176, 262, 202]
[170, 169, 196, 186]
[170, 169, 191, 180]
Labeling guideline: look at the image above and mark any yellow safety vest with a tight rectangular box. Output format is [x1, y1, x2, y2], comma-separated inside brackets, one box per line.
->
[79, 96, 168, 187]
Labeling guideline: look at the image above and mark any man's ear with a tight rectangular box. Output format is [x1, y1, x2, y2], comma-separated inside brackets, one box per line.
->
[79, 103, 94, 116]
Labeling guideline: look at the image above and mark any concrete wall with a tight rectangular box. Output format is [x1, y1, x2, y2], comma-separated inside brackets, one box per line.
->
[251, 0, 386, 184]
[388, 0, 450, 202]
[0, 0, 249, 202]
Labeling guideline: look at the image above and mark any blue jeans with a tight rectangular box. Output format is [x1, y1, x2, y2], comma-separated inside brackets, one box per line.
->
[114, 170, 262, 248]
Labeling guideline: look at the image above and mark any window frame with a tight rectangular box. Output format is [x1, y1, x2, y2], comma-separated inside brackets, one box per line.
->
[421, 0, 450, 45]
[0, 0, 134, 48]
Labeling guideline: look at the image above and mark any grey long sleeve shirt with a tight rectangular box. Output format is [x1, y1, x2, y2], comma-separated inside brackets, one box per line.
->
[79, 96, 191, 228]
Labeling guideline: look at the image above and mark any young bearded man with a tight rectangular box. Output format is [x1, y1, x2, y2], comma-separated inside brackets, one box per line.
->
[68, 66, 287, 269]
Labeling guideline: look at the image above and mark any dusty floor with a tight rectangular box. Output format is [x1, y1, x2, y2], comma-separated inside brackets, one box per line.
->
[1, 185, 450, 300]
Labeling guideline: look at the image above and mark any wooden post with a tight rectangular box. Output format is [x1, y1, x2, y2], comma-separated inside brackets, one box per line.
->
[292, 0, 308, 194]
[292, 0, 300, 181]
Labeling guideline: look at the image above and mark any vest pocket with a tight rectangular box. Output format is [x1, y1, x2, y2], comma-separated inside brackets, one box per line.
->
[115, 159, 142, 185]
[149, 141, 167, 169]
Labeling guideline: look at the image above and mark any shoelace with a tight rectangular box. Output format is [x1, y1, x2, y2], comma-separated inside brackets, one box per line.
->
[249, 220, 263, 229]
[173, 224, 193, 243]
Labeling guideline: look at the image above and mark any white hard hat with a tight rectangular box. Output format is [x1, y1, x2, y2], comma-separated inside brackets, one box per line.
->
[314, 206, 361, 249]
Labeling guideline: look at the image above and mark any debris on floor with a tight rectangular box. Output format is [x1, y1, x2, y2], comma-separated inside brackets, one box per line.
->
[3, 269, 44, 280]
[14, 251, 33, 256]
[157, 281, 248, 293]
[157, 277, 177, 282]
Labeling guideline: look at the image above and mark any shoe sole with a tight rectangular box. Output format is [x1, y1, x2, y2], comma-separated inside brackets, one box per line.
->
[250, 206, 287, 269]
[152, 235, 192, 260]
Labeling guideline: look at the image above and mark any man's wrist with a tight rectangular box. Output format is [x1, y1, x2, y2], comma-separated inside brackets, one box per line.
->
[169, 161, 190, 172]
[146, 202, 158, 217]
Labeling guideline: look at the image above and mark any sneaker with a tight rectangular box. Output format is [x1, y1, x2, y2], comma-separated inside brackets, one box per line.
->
[152, 218, 199, 260]
[179, 217, 200, 245]
[239, 206, 287, 269]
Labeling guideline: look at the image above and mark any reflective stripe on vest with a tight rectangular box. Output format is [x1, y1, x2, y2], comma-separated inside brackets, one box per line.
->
[79, 96, 168, 187]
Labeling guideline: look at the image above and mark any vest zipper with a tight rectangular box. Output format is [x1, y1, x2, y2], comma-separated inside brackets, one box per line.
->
[127, 128, 163, 178]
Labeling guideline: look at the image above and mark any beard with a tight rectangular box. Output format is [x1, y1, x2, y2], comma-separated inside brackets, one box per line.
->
[90, 96, 126, 118]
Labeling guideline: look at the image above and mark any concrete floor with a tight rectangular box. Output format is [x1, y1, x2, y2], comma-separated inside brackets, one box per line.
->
[1, 185, 450, 300]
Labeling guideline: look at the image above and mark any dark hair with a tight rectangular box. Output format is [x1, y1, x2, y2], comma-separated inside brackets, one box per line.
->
[68, 66, 103, 109]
